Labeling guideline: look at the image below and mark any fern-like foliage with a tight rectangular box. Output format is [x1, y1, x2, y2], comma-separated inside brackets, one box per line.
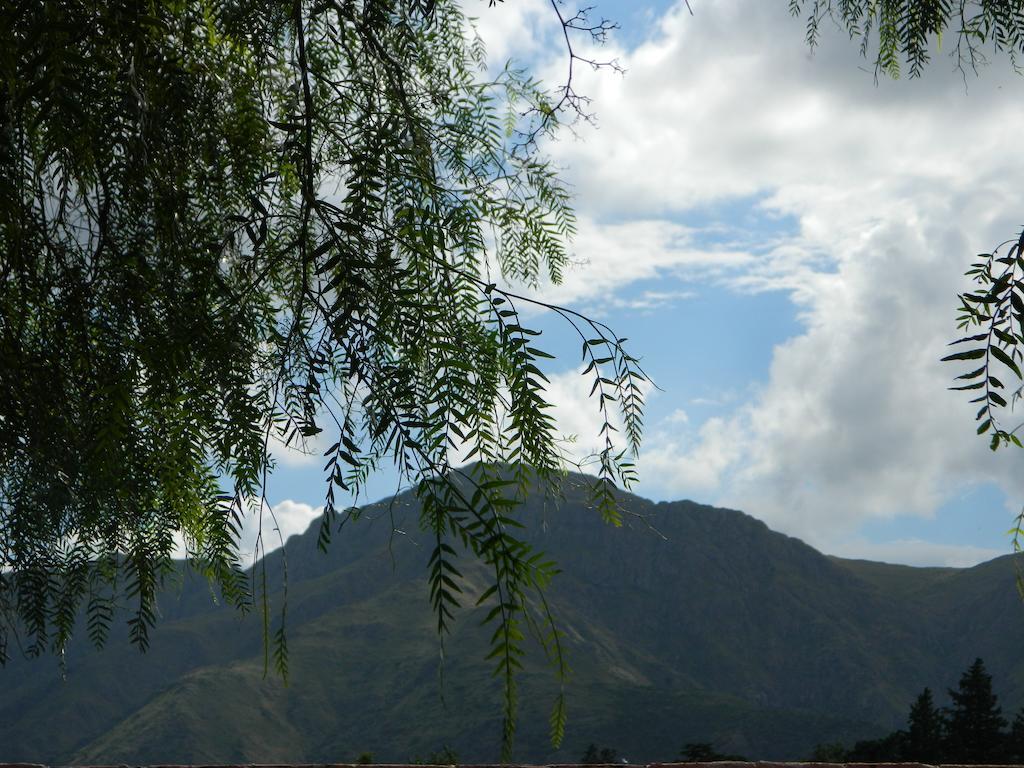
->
[790, 0, 1024, 78]
[945, 233, 1024, 451]
[0, 0, 646, 756]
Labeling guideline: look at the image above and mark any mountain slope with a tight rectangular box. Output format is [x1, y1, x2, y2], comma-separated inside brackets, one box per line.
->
[3, 472, 1023, 762]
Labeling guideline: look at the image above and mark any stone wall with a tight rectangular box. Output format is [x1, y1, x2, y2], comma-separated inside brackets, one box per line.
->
[4, 763, 1022, 768]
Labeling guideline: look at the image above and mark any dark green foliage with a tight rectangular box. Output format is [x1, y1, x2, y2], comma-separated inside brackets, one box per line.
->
[946, 657, 1007, 762]
[845, 730, 908, 761]
[809, 741, 849, 761]
[945, 237, 1024, 459]
[789, 0, 1024, 78]
[414, 745, 459, 764]
[0, 0, 646, 755]
[1005, 707, 1024, 762]
[580, 743, 619, 763]
[906, 687, 945, 762]
[355, 752, 374, 764]
[678, 742, 745, 761]
[823, 658, 1017, 763]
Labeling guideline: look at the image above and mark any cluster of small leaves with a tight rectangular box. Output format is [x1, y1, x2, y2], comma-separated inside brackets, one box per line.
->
[943, 232, 1024, 596]
[944, 231, 1024, 452]
[0, 0, 645, 755]
[952, 233, 1024, 583]
[789, 0, 1024, 78]
[1, 0, 267, 663]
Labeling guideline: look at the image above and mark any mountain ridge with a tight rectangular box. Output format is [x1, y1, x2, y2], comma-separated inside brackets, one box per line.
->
[3, 471, 1023, 763]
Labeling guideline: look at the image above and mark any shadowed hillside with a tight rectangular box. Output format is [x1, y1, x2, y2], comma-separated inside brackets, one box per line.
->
[3, 471, 1023, 763]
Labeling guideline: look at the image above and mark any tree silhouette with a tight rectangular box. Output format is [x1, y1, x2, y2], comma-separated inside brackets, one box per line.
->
[846, 731, 907, 762]
[945, 658, 1007, 763]
[906, 687, 946, 763]
[809, 742, 849, 762]
[414, 745, 458, 765]
[580, 743, 618, 764]
[1004, 708, 1024, 763]
[678, 742, 745, 762]
[813, 661, 1018, 764]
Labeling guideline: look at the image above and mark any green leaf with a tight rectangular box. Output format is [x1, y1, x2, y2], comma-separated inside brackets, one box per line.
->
[941, 348, 986, 362]
[991, 345, 1022, 378]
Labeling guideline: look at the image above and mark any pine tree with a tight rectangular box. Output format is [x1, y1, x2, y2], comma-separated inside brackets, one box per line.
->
[906, 687, 946, 762]
[945, 658, 1007, 763]
[1005, 708, 1024, 763]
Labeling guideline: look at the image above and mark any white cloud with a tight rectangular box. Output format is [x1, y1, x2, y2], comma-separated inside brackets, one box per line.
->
[463, 0, 552, 66]
[690, 396, 725, 407]
[542, 365, 655, 471]
[665, 408, 689, 424]
[237, 499, 324, 564]
[609, 288, 698, 311]
[215, 1, 1024, 567]
[642, 416, 743, 493]
[267, 427, 332, 468]
[511, 216, 752, 310]
[171, 499, 323, 564]
[636, 197, 1024, 548]
[549, 0, 1024, 219]
[509, 0, 1024, 559]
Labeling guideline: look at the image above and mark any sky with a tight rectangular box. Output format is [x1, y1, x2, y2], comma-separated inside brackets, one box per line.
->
[254, 0, 1024, 569]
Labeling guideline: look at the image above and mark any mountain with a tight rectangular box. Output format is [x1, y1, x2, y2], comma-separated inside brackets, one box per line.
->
[3, 470, 1024, 763]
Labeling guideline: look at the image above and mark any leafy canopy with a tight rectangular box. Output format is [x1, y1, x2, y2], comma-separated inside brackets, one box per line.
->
[0, 0, 646, 755]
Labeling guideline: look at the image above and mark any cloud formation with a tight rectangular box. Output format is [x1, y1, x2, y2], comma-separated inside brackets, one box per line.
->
[488, 0, 1024, 564]
[237, 499, 324, 565]
[244, 1, 1024, 568]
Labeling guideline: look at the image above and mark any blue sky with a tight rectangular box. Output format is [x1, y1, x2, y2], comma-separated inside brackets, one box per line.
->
[257, 0, 1024, 568]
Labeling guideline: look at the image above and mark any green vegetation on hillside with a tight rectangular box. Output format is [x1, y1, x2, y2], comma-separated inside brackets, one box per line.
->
[2, 476, 1022, 763]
